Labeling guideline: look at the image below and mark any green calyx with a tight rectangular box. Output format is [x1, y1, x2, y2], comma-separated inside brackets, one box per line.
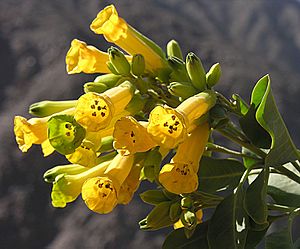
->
[48, 114, 86, 155]
[108, 47, 131, 75]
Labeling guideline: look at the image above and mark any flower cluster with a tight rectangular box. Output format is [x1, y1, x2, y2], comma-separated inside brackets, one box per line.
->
[14, 5, 220, 228]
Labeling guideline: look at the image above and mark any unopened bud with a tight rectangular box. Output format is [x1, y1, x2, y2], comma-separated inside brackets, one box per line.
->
[93, 74, 123, 88]
[108, 47, 131, 75]
[168, 56, 190, 82]
[140, 189, 169, 205]
[186, 52, 206, 91]
[131, 54, 145, 77]
[181, 210, 197, 230]
[206, 63, 221, 88]
[181, 197, 193, 209]
[29, 100, 77, 117]
[167, 40, 183, 60]
[84, 82, 108, 93]
[168, 82, 197, 100]
[169, 202, 182, 222]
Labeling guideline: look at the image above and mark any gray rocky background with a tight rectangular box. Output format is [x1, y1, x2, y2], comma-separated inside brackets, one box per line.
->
[0, 0, 300, 248]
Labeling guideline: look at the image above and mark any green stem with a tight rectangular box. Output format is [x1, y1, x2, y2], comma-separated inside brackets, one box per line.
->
[216, 92, 243, 117]
[217, 128, 267, 159]
[206, 143, 261, 160]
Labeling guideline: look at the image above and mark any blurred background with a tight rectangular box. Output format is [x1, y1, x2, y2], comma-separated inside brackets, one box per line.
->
[1, 0, 300, 248]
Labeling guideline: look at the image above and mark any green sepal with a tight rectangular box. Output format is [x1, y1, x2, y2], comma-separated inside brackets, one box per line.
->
[206, 63, 221, 88]
[186, 52, 206, 91]
[108, 47, 131, 75]
[168, 56, 191, 82]
[139, 201, 173, 230]
[43, 164, 87, 183]
[166, 39, 183, 60]
[48, 114, 86, 155]
[125, 93, 145, 115]
[140, 148, 162, 182]
[29, 100, 77, 117]
[131, 54, 145, 77]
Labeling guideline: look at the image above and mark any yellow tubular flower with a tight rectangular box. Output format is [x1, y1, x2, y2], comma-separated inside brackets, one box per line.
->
[14, 108, 75, 153]
[118, 163, 142, 205]
[90, 5, 167, 72]
[51, 159, 112, 208]
[74, 81, 134, 132]
[14, 116, 48, 152]
[158, 123, 210, 194]
[173, 209, 203, 229]
[66, 39, 111, 74]
[113, 116, 157, 155]
[81, 153, 134, 214]
[147, 91, 216, 149]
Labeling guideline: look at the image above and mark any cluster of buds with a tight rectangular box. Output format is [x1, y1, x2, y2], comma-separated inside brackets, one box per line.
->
[13, 5, 221, 228]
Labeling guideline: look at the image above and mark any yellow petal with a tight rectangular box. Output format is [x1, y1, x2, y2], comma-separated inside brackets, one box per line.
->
[113, 116, 157, 155]
[90, 5, 166, 71]
[14, 116, 48, 152]
[66, 39, 111, 74]
[81, 176, 118, 214]
[41, 139, 55, 157]
[159, 162, 198, 194]
[147, 105, 187, 149]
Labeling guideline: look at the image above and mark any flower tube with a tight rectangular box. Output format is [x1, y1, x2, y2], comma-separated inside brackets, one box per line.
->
[74, 81, 134, 132]
[81, 153, 134, 214]
[147, 90, 216, 149]
[113, 116, 157, 155]
[90, 5, 167, 72]
[158, 122, 210, 194]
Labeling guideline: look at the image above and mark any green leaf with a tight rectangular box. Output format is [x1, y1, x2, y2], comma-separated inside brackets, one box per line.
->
[207, 192, 249, 249]
[268, 163, 300, 208]
[162, 222, 209, 249]
[265, 227, 293, 249]
[198, 156, 245, 193]
[232, 94, 249, 116]
[244, 227, 268, 249]
[244, 167, 269, 224]
[239, 104, 271, 149]
[254, 75, 300, 166]
[268, 186, 300, 208]
[242, 147, 261, 169]
[139, 201, 173, 230]
[140, 189, 170, 205]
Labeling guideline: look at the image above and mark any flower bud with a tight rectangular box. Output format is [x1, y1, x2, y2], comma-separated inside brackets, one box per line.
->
[206, 63, 221, 88]
[131, 54, 145, 77]
[93, 74, 123, 88]
[181, 197, 193, 209]
[186, 52, 206, 91]
[167, 39, 183, 60]
[168, 82, 197, 100]
[43, 164, 87, 183]
[84, 82, 108, 94]
[108, 47, 131, 75]
[168, 56, 190, 82]
[29, 100, 77, 117]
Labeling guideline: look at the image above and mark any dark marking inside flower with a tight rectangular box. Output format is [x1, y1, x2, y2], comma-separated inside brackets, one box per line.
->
[66, 132, 71, 136]
[101, 112, 105, 117]
[92, 112, 97, 116]
[91, 105, 95, 109]
[97, 106, 101, 111]
[65, 123, 72, 130]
